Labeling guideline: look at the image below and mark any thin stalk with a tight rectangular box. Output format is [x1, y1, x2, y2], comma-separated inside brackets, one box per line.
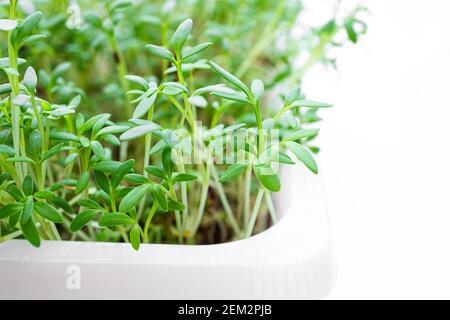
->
[143, 201, 158, 243]
[7, 0, 22, 184]
[243, 165, 252, 227]
[109, 29, 132, 119]
[137, 106, 155, 219]
[210, 165, 241, 237]
[265, 191, 278, 224]
[245, 188, 265, 238]
[19, 126, 28, 176]
[168, 182, 184, 244]
[254, 100, 265, 157]
[160, 21, 169, 79]
[188, 166, 210, 241]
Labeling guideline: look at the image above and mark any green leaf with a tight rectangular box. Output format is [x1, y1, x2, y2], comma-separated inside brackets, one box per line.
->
[23, 175, 34, 196]
[193, 84, 227, 96]
[0, 203, 23, 220]
[209, 61, 251, 98]
[182, 42, 213, 61]
[49, 107, 76, 118]
[23, 66, 37, 92]
[285, 141, 318, 174]
[50, 132, 79, 142]
[3, 67, 20, 77]
[90, 140, 105, 159]
[171, 18, 193, 53]
[145, 44, 174, 62]
[34, 202, 63, 223]
[42, 143, 63, 161]
[7, 185, 25, 201]
[145, 166, 167, 180]
[33, 190, 53, 199]
[75, 113, 84, 132]
[119, 184, 147, 213]
[111, 159, 135, 189]
[277, 152, 296, 165]
[168, 200, 185, 211]
[53, 62, 71, 77]
[99, 212, 136, 227]
[150, 185, 168, 212]
[7, 156, 35, 164]
[92, 161, 122, 174]
[17, 11, 43, 38]
[0, 145, 16, 157]
[95, 125, 130, 137]
[219, 161, 249, 183]
[162, 147, 174, 176]
[119, 123, 161, 141]
[76, 172, 90, 194]
[130, 224, 141, 251]
[93, 170, 111, 194]
[78, 199, 103, 210]
[124, 173, 149, 184]
[125, 75, 149, 90]
[29, 129, 42, 160]
[149, 140, 167, 155]
[109, 0, 133, 12]
[20, 217, 40, 248]
[64, 153, 78, 165]
[70, 209, 98, 232]
[132, 91, 157, 119]
[49, 196, 73, 213]
[80, 136, 90, 148]
[80, 114, 111, 134]
[8, 211, 20, 228]
[251, 79, 264, 100]
[69, 95, 82, 109]
[345, 17, 358, 43]
[172, 173, 198, 183]
[211, 90, 251, 104]
[162, 82, 189, 94]
[253, 165, 281, 192]
[0, 83, 12, 95]
[102, 134, 121, 146]
[187, 96, 208, 108]
[282, 129, 320, 143]
[21, 196, 34, 225]
[291, 100, 333, 109]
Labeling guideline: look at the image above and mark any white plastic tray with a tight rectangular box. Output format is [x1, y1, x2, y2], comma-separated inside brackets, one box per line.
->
[0, 165, 334, 299]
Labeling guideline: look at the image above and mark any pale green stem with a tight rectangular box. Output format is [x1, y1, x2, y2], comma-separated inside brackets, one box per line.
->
[243, 165, 252, 227]
[143, 201, 158, 243]
[7, 0, 22, 184]
[210, 165, 241, 237]
[188, 166, 210, 241]
[265, 191, 278, 224]
[245, 188, 265, 238]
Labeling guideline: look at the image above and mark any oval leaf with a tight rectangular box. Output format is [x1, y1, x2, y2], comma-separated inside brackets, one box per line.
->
[285, 141, 318, 174]
[34, 201, 63, 223]
[70, 209, 98, 232]
[119, 123, 161, 141]
[119, 184, 148, 213]
[99, 212, 135, 227]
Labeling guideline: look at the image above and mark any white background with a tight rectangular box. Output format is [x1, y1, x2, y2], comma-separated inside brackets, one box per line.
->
[301, 0, 450, 299]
